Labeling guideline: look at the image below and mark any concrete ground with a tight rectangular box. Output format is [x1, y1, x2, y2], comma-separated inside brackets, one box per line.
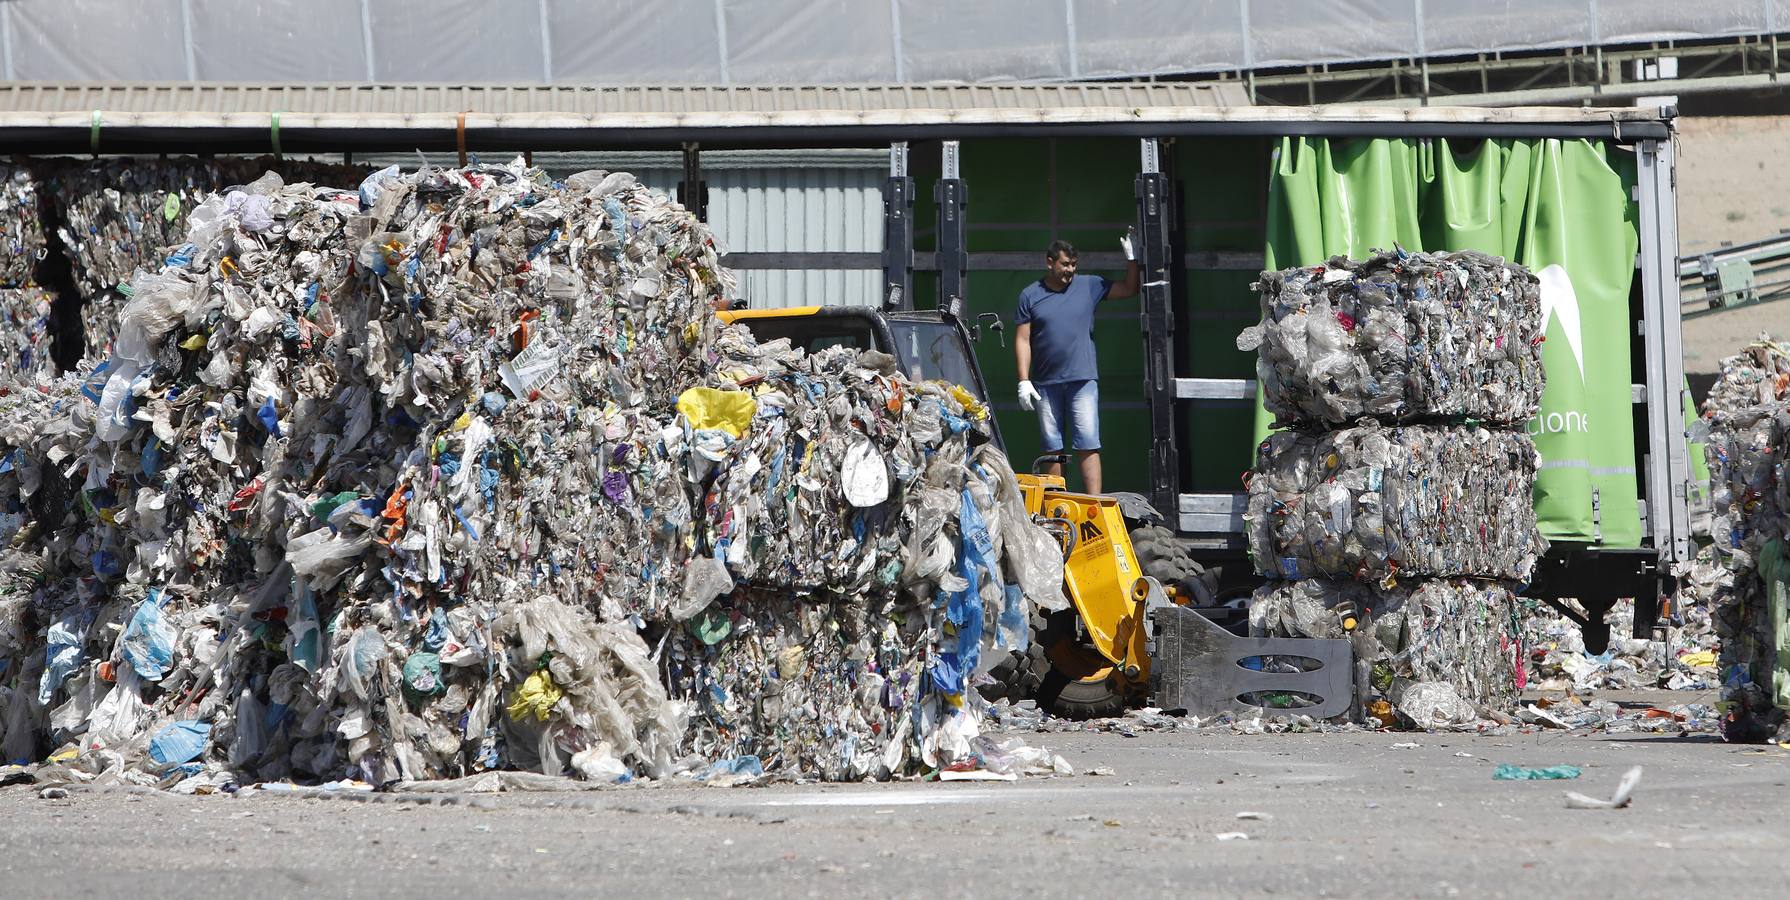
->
[2, 694, 1785, 900]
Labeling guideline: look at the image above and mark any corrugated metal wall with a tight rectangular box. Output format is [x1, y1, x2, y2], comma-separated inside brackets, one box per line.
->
[362, 149, 885, 309]
[709, 166, 883, 310]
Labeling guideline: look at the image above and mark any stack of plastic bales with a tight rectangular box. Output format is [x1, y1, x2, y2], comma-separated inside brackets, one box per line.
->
[0, 288, 55, 380]
[45, 156, 371, 360]
[46, 158, 224, 299]
[0, 161, 1065, 789]
[1239, 249, 1545, 726]
[1, 166, 47, 287]
[0, 166, 56, 380]
[1698, 337, 1790, 741]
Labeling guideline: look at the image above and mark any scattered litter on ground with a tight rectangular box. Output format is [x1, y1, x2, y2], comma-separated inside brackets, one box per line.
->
[1492, 764, 1581, 780]
[1563, 765, 1643, 809]
[1523, 597, 1719, 693]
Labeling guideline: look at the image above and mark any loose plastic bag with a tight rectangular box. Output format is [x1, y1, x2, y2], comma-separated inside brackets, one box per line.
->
[148, 720, 212, 768]
[119, 593, 177, 681]
[676, 387, 757, 438]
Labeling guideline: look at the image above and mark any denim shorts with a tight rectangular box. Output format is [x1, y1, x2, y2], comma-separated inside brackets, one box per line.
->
[1036, 379, 1100, 451]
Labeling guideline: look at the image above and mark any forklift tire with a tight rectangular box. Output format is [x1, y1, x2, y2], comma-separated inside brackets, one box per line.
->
[1128, 523, 1205, 594]
[1038, 669, 1128, 720]
[979, 608, 1127, 719]
[1031, 608, 1131, 720]
[979, 609, 1053, 703]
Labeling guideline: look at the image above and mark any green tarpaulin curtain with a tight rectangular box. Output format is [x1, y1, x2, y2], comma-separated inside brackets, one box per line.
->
[1260, 136, 1643, 548]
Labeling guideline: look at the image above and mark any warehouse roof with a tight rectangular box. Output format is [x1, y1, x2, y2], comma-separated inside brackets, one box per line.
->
[0, 82, 1250, 114]
[0, 82, 1672, 153]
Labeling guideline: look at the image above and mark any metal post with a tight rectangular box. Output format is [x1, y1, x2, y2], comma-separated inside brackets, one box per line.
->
[881, 142, 914, 311]
[1136, 138, 1179, 520]
[359, 0, 377, 81]
[1768, 1, 1782, 82]
[1635, 134, 1692, 589]
[678, 143, 707, 222]
[935, 140, 967, 315]
[0, 1, 16, 82]
[1414, 0, 1429, 105]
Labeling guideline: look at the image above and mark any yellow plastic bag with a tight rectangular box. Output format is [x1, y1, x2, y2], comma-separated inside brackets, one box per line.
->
[676, 387, 757, 438]
[1678, 650, 1717, 669]
[948, 384, 988, 421]
[506, 669, 563, 722]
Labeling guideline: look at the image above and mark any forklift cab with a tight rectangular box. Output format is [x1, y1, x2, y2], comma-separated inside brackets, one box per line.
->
[717, 305, 1006, 448]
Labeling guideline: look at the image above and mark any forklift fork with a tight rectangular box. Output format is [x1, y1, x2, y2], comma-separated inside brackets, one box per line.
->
[1150, 605, 1357, 721]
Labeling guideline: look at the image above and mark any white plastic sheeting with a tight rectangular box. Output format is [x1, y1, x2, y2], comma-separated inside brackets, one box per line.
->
[1071, 0, 1246, 79]
[0, 0, 1775, 84]
[1249, 0, 1419, 71]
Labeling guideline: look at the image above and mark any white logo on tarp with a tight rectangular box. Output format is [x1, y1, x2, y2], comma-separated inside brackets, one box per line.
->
[1537, 264, 1585, 381]
[1528, 263, 1590, 436]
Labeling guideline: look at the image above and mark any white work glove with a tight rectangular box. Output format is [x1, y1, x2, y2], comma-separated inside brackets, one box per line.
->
[1017, 380, 1041, 411]
[1120, 226, 1137, 261]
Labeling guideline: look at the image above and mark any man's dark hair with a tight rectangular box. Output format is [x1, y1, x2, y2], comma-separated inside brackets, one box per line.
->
[1046, 239, 1078, 261]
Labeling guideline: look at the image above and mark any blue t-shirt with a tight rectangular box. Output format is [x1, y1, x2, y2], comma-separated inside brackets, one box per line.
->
[1014, 274, 1109, 385]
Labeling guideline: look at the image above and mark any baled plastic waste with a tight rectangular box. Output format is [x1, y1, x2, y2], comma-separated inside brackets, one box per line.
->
[1694, 337, 1790, 741]
[0, 160, 1065, 787]
[0, 166, 47, 288]
[1, 289, 56, 380]
[1248, 577, 1522, 716]
[1245, 423, 1545, 584]
[1239, 248, 1544, 429]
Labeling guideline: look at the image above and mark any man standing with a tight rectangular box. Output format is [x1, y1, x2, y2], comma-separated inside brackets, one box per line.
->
[1014, 234, 1139, 494]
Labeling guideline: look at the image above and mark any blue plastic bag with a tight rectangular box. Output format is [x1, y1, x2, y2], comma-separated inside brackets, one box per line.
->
[148, 721, 211, 767]
[37, 609, 93, 704]
[120, 591, 177, 681]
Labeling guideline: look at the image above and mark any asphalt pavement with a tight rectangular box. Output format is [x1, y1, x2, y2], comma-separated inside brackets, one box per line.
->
[3, 702, 1786, 899]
